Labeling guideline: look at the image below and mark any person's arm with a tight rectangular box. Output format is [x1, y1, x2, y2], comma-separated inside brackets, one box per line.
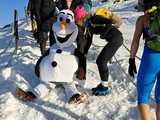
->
[128, 16, 144, 77]
[74, 26, 93, 80]
[130, 16, 143, 58]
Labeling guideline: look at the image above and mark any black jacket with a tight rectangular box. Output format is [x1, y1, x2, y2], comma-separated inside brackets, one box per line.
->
[34, 0, 56, 31]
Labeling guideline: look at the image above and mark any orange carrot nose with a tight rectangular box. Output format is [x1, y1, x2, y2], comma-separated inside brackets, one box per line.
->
[60, 21, 68, 31]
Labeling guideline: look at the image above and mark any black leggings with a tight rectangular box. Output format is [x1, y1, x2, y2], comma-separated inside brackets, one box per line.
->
[90, 27, 123, 81]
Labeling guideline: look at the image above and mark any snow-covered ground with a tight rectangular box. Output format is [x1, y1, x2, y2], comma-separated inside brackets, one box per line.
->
[0, 0, 157, 120]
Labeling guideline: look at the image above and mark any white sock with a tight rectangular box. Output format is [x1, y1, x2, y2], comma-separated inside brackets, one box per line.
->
[101, 81, 108, 87]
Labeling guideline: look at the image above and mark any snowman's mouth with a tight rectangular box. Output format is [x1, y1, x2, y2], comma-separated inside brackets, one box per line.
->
[56, 32, 73, 43]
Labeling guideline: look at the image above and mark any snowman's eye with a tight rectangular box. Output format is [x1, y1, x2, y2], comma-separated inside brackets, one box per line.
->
[66, 18, 70, 23]
[59, 17, 63, 22]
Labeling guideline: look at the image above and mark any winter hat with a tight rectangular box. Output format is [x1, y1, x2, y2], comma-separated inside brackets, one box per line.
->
[74, 5, 87, 23]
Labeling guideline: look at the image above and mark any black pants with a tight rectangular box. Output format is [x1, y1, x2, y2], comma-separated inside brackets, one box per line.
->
[39, 31, 48, 55]
[89, 27, 123, 81]
[38, 29, 55, 55]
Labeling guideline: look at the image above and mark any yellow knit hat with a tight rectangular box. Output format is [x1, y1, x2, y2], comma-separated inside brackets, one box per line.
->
[95, 7, 112, 19]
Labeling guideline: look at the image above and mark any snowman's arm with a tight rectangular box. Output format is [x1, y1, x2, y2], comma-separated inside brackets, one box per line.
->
[35, 49, 50, 77]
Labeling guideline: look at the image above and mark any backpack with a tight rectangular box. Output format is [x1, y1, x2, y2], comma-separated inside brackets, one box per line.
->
[146, 6, 160, 51]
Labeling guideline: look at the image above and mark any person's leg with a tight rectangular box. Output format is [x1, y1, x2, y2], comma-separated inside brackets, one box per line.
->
[137, 71, 155, 120]
[155, 72, 160, 120]
[96, 28, 123, 82]
[39, 31, 48, 55]
[33, 32, 39, 42]
[137, 48, 160, 120]
[75, 26, 93, 80]
[92, 28, 123, 95]
[138, 104, 152, 120]
[49, 28, 55, 46]
[40, 41, 47, 55]
[156, 105, 160, 120]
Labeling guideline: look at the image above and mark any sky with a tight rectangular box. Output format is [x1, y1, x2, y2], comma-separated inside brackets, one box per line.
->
[0, 0, 28, 27]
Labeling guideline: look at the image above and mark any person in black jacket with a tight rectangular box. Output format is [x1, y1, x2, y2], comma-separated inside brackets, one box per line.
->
[84, 8, 123, 96]
[27, 0, 39, 40]
[34, 0, 56, 55]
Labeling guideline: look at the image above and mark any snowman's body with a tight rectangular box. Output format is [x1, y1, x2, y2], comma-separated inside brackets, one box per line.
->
[40, 44, 78, 83]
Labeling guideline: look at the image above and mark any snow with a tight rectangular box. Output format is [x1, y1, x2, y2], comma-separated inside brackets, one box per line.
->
[0, 0, 157, 120]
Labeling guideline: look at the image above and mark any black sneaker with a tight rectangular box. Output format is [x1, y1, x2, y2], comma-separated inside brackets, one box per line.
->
[92, 83, 111, 96]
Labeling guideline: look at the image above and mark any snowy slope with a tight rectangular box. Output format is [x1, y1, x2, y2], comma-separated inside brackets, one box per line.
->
[0, 0, 157, 120]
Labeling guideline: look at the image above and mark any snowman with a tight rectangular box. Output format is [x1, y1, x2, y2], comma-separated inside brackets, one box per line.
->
[16, 9, 87, 104]
[40, 9, 79, 83]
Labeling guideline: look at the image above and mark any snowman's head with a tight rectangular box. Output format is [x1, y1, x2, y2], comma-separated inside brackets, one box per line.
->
[53, 9, 78, 48]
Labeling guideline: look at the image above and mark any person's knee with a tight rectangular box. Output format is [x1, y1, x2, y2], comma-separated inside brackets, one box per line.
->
[96, 57, 105, 67]
[137, 87, 150, 104]
[138, 96, 150, 104]
[96, 57, 102, 65]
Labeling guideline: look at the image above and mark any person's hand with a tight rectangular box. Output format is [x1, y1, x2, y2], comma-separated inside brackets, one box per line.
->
[128, 58, 137, 77]
[76, 67, 86, 80]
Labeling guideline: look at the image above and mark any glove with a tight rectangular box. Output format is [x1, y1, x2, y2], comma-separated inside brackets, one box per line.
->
[92, 83, 111, 96]
[128, 58, 137, 77]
